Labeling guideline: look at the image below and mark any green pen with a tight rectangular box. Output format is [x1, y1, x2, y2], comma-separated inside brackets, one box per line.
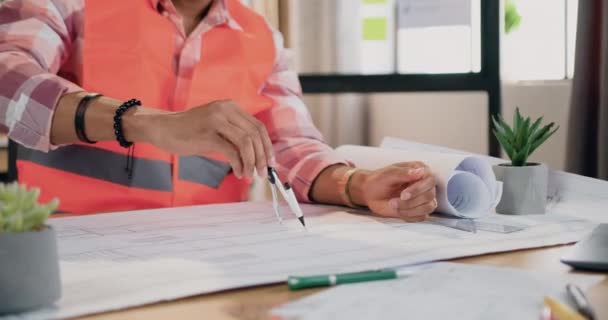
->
[287, 268, 415, 291]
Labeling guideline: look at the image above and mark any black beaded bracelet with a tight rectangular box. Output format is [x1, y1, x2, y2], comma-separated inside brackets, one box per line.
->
[113, 99, 141, 148]
[75, 93, 102, 144]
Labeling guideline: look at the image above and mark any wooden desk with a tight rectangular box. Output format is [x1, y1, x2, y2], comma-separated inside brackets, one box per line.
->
[83, 245, 607, 320]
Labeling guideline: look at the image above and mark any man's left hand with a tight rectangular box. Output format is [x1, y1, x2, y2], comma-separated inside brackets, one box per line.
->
[349, 162, 438, 222]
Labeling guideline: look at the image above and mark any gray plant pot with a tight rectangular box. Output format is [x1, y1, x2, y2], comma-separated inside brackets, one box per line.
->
[0, 226, 61, 314]
[493, 163, 548, 215]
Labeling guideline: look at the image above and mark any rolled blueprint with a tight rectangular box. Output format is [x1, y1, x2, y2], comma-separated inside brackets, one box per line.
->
[336, 145, 503, 219]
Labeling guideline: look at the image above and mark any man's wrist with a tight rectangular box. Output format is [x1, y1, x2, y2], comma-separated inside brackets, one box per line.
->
[348, 169, 371, 207]
[122, 107, 166, 144]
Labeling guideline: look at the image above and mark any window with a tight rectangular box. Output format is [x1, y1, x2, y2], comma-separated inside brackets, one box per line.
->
[501, 0, 578, 81]
[397, 0, 481, 74]
[286, 0, 578, 79]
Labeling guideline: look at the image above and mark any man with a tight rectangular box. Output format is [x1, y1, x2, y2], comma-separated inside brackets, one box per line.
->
[0, 0, 437, 221]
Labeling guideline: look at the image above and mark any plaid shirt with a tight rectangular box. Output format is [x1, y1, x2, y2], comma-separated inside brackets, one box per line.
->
[0, 0, 347, 201]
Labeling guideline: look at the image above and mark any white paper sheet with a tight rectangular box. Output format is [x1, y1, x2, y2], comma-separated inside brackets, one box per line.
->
[272, 262, 605, 320]
[2, 202, 594, 320]
[380, 136, 608, 223]
[336, 145, 502, 218]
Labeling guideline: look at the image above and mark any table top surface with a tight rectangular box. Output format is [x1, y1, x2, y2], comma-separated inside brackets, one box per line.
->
[81, 245, 608, 320]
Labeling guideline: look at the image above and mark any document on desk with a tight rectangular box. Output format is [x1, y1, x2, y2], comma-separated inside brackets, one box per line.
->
[5, 202, 594, 320]
[272, 262, 605, 320]
[337, 145, 502, 218]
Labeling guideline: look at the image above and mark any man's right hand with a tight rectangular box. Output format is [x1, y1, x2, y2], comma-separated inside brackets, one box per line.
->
[52, 93, 275, 180]
[133, 100, 275, 179]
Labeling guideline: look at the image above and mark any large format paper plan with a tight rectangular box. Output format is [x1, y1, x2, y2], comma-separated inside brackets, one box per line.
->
[5, 137, 607, 319]
[4, 202, 594, 320]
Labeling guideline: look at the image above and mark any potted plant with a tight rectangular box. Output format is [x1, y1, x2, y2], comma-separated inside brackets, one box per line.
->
[492, 108, 559, 215]
[0, 183, 60, 314]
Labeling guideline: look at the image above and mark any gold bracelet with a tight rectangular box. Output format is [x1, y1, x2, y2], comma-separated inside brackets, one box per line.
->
[339, 167, 363, 208]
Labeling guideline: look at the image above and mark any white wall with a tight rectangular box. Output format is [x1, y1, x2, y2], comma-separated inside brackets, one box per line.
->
[369, 91, 489, 154]
[366, 81, 573, 171]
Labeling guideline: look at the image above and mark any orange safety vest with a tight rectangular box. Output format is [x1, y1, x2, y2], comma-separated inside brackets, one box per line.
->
[17, 0, 275, 214]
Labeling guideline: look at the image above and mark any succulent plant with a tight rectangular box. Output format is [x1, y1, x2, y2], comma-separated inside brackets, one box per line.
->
[492, 108, 559, 167]
[0, 183, 58, 233]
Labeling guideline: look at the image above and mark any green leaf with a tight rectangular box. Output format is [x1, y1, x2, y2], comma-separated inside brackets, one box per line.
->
[529, 126, 560, 155]
[520, 141, 533, 165]
[0, 184, 57, 233]
[529, 122, 555, 146]
[513, 108, 523, 134]
[511, 139, 532, 166]
[505, 0, 522, 34]
[494, 114, 516, 142]
[527, 117, 543, 143]
[493, 129, 515, 160]
[514, 116, 530, 150]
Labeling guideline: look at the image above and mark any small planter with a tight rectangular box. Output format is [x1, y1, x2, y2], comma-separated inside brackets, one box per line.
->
[0, 226, 61, 314]
[493, 163, 548, 215]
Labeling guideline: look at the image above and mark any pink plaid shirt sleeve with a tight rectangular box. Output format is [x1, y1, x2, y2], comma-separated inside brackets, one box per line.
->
[0, 0, 83, 151]
[256, 30, 349, 202]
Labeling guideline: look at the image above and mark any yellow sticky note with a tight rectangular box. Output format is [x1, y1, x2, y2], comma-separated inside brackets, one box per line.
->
[363, 0, 387, 4]
[362, 18, 387, 41]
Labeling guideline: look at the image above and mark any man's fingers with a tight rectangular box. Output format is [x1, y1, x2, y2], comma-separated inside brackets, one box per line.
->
[255, 118, 275, 167]
[396, 188, 436, 210]
[389, 197, 437, 222]
[209, 135, 242, 179]
[233, 105, 275, 166]
[227, 109, 271, 178]
[218, 124, 255, 179]
[391, 161, 428, 169]
[400, 175, 436, 200]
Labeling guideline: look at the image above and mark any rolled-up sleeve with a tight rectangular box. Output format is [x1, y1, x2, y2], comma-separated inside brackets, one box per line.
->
[255, 28, 349, 202]
[0, 0, 83, 151]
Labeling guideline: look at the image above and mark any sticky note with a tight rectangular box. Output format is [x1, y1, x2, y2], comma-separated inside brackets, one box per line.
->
[363, 0, 387, 4]
[362, 18, 387, 41]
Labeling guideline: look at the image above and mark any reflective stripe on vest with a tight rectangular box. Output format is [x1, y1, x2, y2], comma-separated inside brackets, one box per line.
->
[178, 156, 232, 189]
[18, 146, 232, 191]
[16, 0, 275, 214]
[18, 145, 172, 191]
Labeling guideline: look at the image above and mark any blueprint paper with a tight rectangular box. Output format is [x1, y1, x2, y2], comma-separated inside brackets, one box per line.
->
[336, 145, 502, 218]
[4, 137, 606, 319]
[272, 262, 604, 320]
[2, 202, 595, 320]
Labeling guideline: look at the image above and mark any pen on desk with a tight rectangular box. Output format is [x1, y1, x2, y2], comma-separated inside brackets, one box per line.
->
[566, 283, 596, 320]
[543, 296, 587, 320]
[287, 268, 415, 291]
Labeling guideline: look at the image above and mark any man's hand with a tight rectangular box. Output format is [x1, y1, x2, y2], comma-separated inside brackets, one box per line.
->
[132, 100, 274, 179]
[52, 94, 275, 180]
[350, 162, 438, 222]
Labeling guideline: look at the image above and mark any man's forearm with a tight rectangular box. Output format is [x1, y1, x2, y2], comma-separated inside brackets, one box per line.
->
[50, 92, 164, 146]
[309, 164, 370, 207]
